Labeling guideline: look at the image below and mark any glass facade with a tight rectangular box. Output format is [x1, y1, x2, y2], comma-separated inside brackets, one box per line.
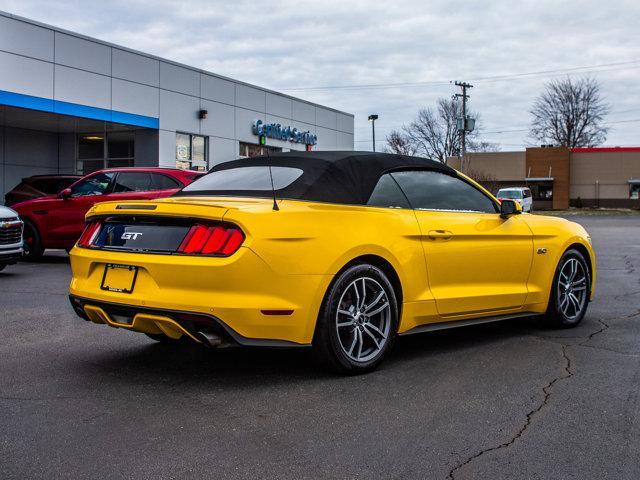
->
[76, 132, 134, 174]
[176, 133, 208, 171]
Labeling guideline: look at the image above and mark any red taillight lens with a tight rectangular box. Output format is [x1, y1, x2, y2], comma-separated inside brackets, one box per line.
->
[178, 224, 244, 256]
[77, 221, 101, 248]
[178, 224, 210, 253]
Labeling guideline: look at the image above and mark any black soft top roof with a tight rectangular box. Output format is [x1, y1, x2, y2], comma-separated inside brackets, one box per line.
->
[176, 151, 456, 205]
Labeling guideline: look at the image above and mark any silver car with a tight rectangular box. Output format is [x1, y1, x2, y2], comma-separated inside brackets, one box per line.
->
[0, 205, 23, 271]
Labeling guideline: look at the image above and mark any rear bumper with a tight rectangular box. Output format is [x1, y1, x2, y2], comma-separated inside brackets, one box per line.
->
[69, 295, 308, 347]
[68, 246, 331, 344]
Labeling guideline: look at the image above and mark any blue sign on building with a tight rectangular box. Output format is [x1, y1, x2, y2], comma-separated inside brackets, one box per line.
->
[253, 120, 317, 145]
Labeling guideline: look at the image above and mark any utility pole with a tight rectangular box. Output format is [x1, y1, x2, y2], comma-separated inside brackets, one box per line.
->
[368, 114, 378, 152]
[454, 81, 473, 172]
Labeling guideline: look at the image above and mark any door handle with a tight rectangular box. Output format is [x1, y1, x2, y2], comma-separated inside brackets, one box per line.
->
[428, 229, 453, 240]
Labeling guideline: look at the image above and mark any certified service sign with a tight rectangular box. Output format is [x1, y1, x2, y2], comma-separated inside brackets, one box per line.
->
[253, 120, 317, 145]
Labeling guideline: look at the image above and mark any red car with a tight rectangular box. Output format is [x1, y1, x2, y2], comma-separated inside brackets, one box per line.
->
[12, 168, 201, 259]
[4, 174, 82, 206]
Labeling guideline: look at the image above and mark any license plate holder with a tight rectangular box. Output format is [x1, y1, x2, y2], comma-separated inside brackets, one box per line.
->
[100, 264, 138, 294]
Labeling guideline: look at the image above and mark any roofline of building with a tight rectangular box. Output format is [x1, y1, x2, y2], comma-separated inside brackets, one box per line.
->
[571, 147, 640, 153]
[0, 10, 354, 118]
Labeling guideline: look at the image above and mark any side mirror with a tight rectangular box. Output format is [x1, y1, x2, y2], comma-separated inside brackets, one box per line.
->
[500, 199, 522, 219]
[60, 188, 72, 200]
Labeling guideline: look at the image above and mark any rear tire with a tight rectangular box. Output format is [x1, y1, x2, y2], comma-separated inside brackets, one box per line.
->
[544, 248, 591, 328]
[313, 263, 398, 374]
[22, 221, 44, 261]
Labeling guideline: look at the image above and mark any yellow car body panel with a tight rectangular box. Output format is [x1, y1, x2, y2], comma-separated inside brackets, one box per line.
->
[69, 188, 595, 346]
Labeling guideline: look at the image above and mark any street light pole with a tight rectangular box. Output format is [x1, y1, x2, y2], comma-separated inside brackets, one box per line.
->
[368, 114, 378, 152]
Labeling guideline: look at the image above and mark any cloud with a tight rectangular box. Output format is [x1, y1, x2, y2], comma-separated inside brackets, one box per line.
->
[1, 0, 638, 150]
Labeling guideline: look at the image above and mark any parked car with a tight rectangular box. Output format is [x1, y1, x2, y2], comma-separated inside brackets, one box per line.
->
[68, 152, 595, 374]
[0, 206, 23, 271]
[4, 175, 82, 206]
[496, 187, 533, 212]
[12, 168, 201, 259]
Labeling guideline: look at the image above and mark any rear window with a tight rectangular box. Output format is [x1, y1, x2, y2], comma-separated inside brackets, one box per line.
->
[497, 190, 523, 199]
[181, 166, 303, 194]
[31, 178, 78, 194]
[151, 173, 180, 190]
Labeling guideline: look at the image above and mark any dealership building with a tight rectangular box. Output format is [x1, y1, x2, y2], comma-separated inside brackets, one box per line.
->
[0, 11, 354, 199]
[448, 146, 640, 210]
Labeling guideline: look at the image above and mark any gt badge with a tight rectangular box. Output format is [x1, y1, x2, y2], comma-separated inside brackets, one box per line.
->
[121, 232, 143, 240]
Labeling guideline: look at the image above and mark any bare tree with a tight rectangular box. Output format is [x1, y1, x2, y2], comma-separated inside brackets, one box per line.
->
[384, 130, 419, 155]
[530, 77, 609, 147]
[385, 97, 495, 162]
[405, 98, 461, 163]
[465, 169, 500, 195]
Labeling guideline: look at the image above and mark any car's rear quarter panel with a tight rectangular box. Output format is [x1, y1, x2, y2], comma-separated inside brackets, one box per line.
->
[224, 199, 437, 338]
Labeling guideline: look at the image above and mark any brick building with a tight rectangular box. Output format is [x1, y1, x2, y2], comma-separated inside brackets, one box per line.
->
[448, 147, 640, 210]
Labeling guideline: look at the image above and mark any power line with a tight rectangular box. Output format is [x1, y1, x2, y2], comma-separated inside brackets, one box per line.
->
[282, 60, 640, 92]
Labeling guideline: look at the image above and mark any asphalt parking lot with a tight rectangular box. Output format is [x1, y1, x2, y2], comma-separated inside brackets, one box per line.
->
[1, 215, 639, 479]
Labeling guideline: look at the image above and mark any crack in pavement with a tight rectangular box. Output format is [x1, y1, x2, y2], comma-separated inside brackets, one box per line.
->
[447, 343, 574, 480]
[581, 318, 610, 343]
[447, 318, 610, 479]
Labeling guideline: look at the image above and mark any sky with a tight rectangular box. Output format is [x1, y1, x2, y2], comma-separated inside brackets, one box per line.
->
[1, 0, 639, 152]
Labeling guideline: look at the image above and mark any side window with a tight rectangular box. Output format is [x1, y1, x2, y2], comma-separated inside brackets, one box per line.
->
[112, 172, 154, 193]
[367, 174, 411, 209]
[151, 173, 180, 190]
[524, 189, 532, 198]
[70, 172, 115, 197]
[391, 170, 498, 213]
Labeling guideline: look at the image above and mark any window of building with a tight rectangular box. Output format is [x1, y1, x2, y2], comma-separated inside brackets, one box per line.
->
[77, 132, 135, 174]
[529, 184, 553, 200]
[239, 142, 282, 158]
[630, 182, 640, 200]
[176, 133, 208, 172]
[107, 131, 135, 168]
[391, 170, 498, 213]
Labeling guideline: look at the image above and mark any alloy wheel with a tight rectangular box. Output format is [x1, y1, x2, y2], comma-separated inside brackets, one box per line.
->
[557, 257, 588, 320]
[335, 277, 391, 362]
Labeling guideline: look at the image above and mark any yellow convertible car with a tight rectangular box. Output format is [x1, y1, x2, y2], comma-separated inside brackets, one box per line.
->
[69, 152, 595, 373]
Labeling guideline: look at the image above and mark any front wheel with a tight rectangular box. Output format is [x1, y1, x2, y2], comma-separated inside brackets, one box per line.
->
[313, 264, 398, 374]
[22, 221, 44, 261]
[545, 248, 591, 328]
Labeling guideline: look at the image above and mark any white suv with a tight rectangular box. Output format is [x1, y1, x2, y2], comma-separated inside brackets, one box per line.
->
[496, 187, 533, 212]
[0, 206, 23, 271]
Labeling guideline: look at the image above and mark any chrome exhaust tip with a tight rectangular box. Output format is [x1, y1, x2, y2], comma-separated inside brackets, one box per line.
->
[196, 330, 224, 347]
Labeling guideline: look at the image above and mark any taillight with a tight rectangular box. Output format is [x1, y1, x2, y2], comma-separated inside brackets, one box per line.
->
[177, 224, 244, 256]
[77, 221, 101, 248]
